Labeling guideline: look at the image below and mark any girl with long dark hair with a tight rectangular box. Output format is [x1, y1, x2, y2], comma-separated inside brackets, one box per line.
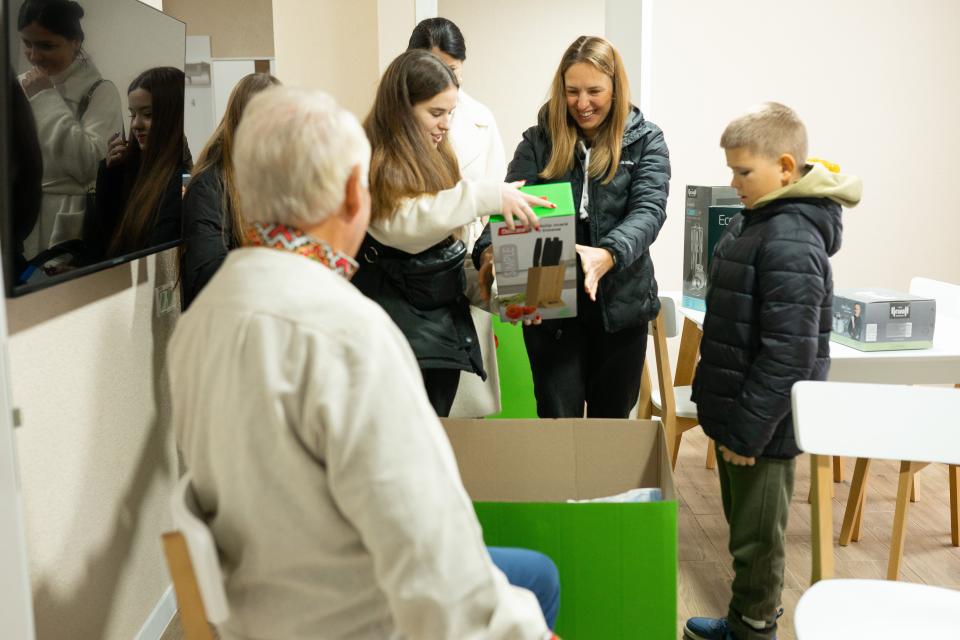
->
[87, 66, 189, 259]
[352, 49, 547, 417]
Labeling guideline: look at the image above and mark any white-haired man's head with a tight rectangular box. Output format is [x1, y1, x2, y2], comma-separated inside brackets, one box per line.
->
[234, 87, 371, 250]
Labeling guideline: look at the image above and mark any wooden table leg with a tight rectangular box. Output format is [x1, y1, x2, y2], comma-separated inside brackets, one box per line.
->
[852, 495, 864, 542]
[840, 458, 871, 546]
[637, 362, 653, 419]
[950, 464, 959, 547]
[674, 317, 702, 386]
[705, 440, 717, 469]
[887, 460, 918, 581]
[833, 456, 845, 483]
[811, 453, 834, 583]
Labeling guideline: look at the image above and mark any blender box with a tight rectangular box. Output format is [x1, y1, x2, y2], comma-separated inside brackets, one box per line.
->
[831, 288, 936, 351]
[490, 182, 577, 322]
[681, 185, 742, 311]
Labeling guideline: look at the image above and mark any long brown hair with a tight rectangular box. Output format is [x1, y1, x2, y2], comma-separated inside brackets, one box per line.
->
[188, 73, 280, 247]
[541, 36, 632, 185]
[364, 49, 461, 222]
[108, 66, 185, 256]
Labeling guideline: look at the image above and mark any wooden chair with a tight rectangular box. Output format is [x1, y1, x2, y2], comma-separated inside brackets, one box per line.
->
[794, 578, 960, 638]
[162, 473, 230, 640]
[837, 277, 960, 576]
[792, 381, 960, 584]
[644, 296, 715, 470]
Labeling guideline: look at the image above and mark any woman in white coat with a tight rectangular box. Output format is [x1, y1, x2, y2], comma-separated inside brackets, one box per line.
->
[408, 17, 507, 417]
[17, 0, 122, 259]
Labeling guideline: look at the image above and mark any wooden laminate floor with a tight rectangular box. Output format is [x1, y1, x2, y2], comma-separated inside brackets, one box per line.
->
[675, 428, 960, 639]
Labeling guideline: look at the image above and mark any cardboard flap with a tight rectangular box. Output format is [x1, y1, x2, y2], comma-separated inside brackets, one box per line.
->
[441, 419, 675, 502]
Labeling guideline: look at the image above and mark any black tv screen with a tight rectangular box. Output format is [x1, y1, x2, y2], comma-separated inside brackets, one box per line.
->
[3, 0, 186, 296]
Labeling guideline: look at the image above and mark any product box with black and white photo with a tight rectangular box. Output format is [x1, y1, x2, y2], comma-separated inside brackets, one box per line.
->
[682, 185, 742, 311]
[490, 182, 577, 322]
[831, 288, 936, 351]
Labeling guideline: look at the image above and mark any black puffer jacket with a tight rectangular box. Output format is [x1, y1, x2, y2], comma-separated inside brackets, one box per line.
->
[473, 106, 670, 332]
[692, 196, 844, 459]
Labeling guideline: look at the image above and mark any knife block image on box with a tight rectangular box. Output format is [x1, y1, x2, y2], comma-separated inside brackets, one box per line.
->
[491, 182, 577, 321]
[525, 264, 566, 308]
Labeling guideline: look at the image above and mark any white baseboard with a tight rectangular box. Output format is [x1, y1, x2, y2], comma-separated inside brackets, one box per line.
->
[135, 584, 176, 640]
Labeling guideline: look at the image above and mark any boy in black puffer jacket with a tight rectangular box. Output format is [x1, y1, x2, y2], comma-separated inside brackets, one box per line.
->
[684, 103, 862, 640]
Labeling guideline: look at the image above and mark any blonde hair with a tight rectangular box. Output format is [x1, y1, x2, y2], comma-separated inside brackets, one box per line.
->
[541, 36, 632, 185]
[234, 87, 370, 228]
[720, 102, 807, 165]
[364, 50, 461, 223]
[188, 73, 280, 247]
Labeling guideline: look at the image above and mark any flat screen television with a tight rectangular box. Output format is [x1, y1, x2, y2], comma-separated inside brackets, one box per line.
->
[2, 0, 186, 296]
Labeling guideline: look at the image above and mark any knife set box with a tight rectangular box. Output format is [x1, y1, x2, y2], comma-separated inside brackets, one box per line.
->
[490, 182, 578, 322]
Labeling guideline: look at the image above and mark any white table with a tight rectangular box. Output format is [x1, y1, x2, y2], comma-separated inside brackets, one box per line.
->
[667, 295, 960, 385]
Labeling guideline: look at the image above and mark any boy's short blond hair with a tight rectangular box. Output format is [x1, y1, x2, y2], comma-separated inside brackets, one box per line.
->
[720, 102, 807, 165]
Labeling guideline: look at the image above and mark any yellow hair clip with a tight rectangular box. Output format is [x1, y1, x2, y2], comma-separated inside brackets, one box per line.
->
[807, 157, 840, 173]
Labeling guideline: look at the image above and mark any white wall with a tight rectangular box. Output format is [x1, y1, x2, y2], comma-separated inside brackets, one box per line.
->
[647, 0, 960, 293]
[438, 0, 606, 160]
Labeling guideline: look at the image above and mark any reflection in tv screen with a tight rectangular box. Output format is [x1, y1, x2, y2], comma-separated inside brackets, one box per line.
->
[4, 0, 187, 296]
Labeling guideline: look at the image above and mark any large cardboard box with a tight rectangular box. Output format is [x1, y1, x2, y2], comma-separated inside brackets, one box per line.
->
[442, 418, 678, 639]
[490, 183, 578, 322]
[831, 288, 936, 351]
[682, 185, 742, 311]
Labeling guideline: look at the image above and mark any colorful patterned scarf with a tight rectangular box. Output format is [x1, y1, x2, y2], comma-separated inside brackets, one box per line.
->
[244, 222, 359, 279]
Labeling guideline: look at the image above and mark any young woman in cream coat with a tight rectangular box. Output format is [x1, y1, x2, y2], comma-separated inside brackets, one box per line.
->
[17, 0, 122, 257]
[408, 17, 507, 417]
[353, 49, 547, 417]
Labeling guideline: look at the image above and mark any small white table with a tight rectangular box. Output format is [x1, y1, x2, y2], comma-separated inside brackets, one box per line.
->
[672, 301, 960, 385]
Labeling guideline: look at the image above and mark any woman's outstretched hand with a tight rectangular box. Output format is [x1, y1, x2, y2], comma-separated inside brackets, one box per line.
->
[575, 244, 614, 302]
[499, 181, 553, 231]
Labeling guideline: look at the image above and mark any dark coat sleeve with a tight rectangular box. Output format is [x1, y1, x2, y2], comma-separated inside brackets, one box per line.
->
[597, 125, 670, 272]
[723, 236, 829, 456]
[180, 169, 231, 310]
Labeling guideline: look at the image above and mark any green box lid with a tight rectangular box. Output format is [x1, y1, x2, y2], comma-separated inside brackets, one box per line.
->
[489, 181, 576, 223]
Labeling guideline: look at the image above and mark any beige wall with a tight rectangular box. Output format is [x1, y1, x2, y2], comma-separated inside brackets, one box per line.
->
[273, 0, 383, 119]
[438, 0, 606, 160]
[7, 4, 182, 640]
[164, 0, 275, 58]
[9, 254, 181, 640]
[647, 0, 960, 293]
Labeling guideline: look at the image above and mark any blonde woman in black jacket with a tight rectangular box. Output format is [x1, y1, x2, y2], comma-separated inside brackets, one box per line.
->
[474, 35, 670, 419]
[180, 73, 280, 309]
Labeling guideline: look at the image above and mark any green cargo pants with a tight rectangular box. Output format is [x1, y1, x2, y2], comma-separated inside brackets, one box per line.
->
[716, 446, 796, 640]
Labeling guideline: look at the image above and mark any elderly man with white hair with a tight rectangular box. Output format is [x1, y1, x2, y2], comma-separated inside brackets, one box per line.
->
[168, 86, 558, 640]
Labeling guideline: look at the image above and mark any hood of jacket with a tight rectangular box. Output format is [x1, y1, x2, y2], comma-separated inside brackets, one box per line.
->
[753, 162, 861, 257]
[753, 161, 862, 209]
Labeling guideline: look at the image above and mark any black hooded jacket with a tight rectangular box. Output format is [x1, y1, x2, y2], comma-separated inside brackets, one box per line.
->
[691, 195, 844, 459]
[473, 106, 670, 332]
